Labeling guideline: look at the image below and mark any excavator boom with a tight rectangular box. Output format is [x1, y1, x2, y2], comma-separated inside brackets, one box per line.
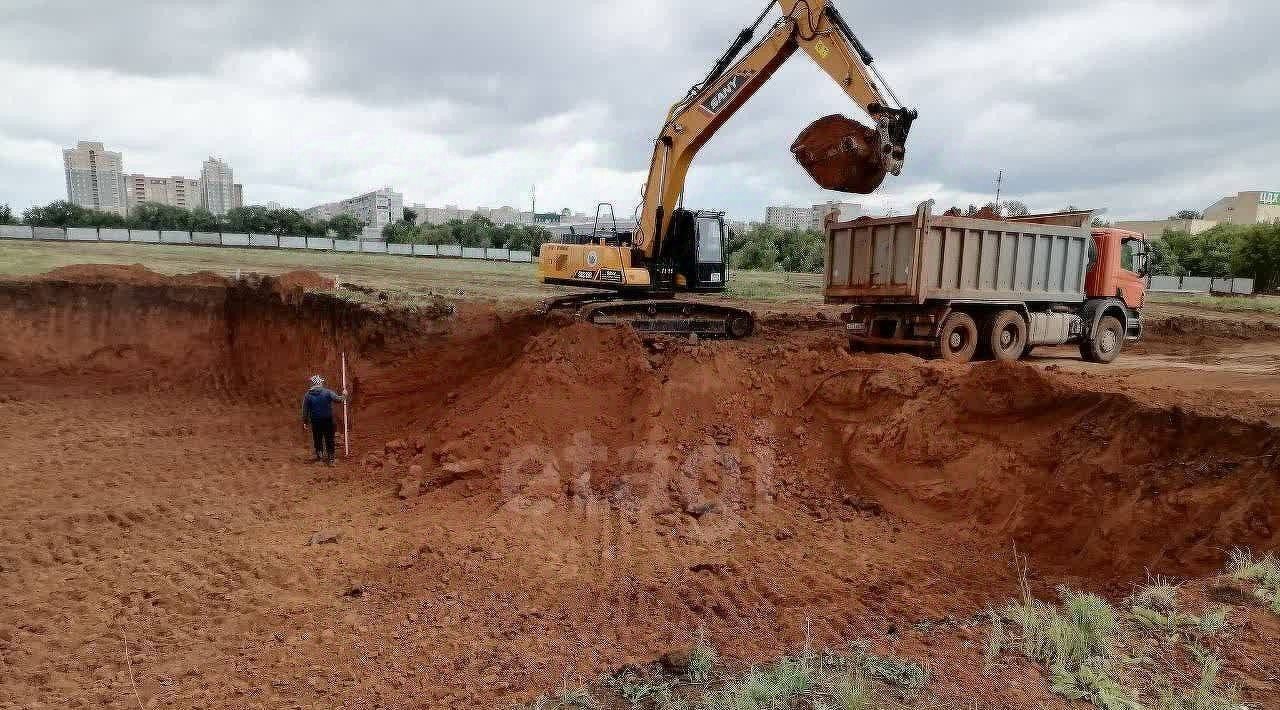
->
[634, 0, 916, 256]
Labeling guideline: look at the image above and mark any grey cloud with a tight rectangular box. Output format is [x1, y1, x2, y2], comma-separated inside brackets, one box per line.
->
[1, 0, 1277, 220]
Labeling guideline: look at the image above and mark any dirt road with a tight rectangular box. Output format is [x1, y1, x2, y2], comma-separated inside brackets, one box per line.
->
[1, 265, 1276, 708]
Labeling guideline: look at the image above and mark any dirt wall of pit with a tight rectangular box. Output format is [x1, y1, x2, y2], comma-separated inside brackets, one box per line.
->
[3, 267, 1278, 585]
[0, 268, 439, 405]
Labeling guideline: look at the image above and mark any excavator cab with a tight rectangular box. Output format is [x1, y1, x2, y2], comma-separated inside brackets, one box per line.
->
[659, 208, 728, 293]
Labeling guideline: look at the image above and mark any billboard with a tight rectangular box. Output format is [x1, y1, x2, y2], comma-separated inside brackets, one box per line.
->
[1260, 191, 1280, 205]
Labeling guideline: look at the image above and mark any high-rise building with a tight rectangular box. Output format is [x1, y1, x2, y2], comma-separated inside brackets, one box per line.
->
[200, 157, 236, 216]
[63, 141, 126, 216]
[123, 174, 202, 213]
[232, 183, 244, 211]
[303, 187, 404, 230]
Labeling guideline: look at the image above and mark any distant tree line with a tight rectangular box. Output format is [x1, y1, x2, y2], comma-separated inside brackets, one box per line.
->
[727, 223, 826, 273]
[5, 199, 369, 238]
[1149, 222, 1280, 290]
[382, 209, 553, 252]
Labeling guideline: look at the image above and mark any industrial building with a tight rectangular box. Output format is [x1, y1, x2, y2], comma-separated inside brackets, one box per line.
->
[1116, 190, 1280, 238]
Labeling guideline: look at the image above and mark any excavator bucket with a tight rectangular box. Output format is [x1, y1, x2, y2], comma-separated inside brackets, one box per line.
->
[790, 114, 890, 195]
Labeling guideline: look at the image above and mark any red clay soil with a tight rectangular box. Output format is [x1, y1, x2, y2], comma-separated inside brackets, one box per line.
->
[0, 268, 1277, 708]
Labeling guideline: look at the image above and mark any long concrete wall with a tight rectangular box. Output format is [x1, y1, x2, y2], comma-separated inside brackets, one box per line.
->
[1148, 275, 1255, 295]
[0, 226, 540, 266]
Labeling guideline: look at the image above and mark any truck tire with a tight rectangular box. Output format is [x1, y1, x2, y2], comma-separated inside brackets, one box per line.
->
[987, 309, 1027, 362]
[1080, 315, 1124, 364]
[937, 312, 979, 363]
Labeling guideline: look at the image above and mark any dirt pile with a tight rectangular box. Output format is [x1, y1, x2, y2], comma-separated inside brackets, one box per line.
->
[1139, 312, 1280, 354]
[809, 360, 1280, 577]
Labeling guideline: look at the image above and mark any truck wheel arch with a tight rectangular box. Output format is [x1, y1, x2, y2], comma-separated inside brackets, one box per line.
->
[1082, 298, 1127, 339]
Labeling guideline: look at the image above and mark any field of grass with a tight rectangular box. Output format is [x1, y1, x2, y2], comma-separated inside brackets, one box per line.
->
[0, 240, 826, 307]
[6, 239, 1278, 315]
[1148, 291, 1280, 315]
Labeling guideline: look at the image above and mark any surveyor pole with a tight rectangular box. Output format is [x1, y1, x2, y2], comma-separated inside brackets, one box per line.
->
[341, 352, 350, 457]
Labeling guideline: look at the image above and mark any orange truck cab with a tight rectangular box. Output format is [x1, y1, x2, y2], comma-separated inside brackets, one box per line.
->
[1087, 228, 1148, 310]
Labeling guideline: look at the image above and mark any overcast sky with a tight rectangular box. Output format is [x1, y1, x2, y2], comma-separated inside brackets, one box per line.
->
[1, 0, 1277, 222]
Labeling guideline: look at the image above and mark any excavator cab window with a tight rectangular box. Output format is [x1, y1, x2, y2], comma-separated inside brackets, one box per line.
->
[696, 216, 724, 264]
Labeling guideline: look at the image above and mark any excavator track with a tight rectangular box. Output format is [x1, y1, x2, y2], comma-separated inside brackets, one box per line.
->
[538, 294, 755, 339]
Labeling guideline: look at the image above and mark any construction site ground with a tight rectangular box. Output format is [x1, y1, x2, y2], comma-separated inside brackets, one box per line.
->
[1, 247, 1278, 709]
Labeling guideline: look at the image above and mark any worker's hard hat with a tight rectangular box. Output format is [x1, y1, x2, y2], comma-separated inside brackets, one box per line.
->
[310, 375, 325, 388]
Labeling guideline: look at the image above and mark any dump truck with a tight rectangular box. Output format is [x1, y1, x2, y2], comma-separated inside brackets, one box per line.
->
[824, 203, 1148, 363]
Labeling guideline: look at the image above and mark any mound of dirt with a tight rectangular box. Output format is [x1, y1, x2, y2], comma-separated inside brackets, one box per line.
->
[274, 269, 336, 293]
[1141, 313, 1280, 353]
[809, 359, 1280, 577]
[34, 262, 227, 286]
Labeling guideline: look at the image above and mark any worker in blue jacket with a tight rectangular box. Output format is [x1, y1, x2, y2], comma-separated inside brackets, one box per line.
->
[301, 375, 347, 465]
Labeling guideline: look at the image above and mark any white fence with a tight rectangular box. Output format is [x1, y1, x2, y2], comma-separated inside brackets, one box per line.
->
[0, 225, 538, 266]
[1148, 275, 1255, 295]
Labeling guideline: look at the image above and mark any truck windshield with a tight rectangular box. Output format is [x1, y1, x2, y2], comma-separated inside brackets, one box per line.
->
[696, 218, 724, 264]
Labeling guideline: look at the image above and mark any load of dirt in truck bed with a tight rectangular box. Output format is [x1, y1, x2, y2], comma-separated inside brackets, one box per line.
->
[1, 266, 1276, 708]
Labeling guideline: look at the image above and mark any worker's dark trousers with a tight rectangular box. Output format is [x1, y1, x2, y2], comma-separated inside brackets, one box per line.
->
[311, 417, 336, 461]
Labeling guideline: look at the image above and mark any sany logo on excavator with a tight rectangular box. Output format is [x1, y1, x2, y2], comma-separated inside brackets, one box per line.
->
[700, 70, 757, 116]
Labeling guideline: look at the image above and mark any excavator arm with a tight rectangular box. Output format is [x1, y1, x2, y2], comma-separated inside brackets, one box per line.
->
[634, 0, 916, 257]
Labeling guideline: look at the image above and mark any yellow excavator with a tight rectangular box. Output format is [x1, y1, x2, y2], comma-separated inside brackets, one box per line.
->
[538, 0, 916, 338]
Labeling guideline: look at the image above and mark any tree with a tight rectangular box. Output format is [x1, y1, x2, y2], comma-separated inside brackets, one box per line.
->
[1003, 200, 1030, 217]
[725, 223, 828, 273]
[506, 225, 552, 253]
[225, 205, 271, 234]
[1233, 223, 1280, 291]
[126, 202, 193, 230]
[23, 200, 93, 227]
[264, 208, 316, 236]
[402, 207, 418, 225]
[1171, 209, 1203, 220]
[382, 219, 419, 243]
[188, 207, 223, 233]
[328, 213, 366, 240]
[0, 203, 16, 225]
[976, 202, 1002, 218]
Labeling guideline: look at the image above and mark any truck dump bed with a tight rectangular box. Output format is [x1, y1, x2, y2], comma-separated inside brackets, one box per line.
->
[824, 204, 1093, 305]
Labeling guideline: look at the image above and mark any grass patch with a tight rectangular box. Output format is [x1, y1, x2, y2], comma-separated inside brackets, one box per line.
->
[1148, 292, 1280, 316]
[570, 636, 930, 710]
[991, 554, 1245, 710]
[1224, 547, 1280, 615]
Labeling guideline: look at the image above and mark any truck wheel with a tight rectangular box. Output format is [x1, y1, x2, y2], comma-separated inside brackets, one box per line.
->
[987, 309, 1027, 362]
[937, 312, 979, 363]
[1080, 315, 1124, 364]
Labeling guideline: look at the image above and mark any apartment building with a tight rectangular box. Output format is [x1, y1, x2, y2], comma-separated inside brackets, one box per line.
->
[63, 141, 127, 216]
[764, 201, 862, 230]
[200, 157, 236, 216]
[122, 174, 202, 213]
[304, 187, 404, 230]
